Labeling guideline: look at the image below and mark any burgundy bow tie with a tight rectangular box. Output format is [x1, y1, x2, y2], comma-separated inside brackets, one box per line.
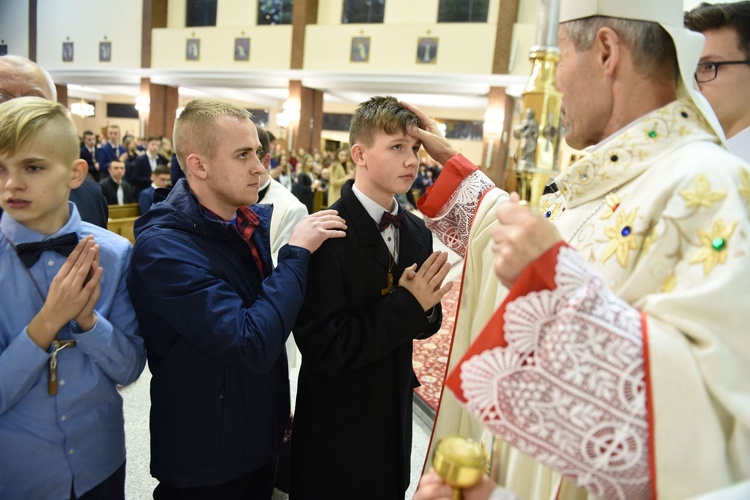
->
[15, 232, 78, 268]
[378, 211, 406, 232]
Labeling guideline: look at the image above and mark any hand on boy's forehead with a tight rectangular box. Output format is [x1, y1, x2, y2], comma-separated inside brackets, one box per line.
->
[403, 126, 422, 148]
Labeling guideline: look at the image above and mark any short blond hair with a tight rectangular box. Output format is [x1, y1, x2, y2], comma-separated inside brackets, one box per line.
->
[349, 96, 419, 147]
[0, 96, 78, 164]
[173, 98, 251, 170]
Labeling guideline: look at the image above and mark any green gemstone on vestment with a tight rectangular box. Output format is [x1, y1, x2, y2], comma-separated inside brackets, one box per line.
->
[648, 130, 657, 138]
[712, 237, 726, 251]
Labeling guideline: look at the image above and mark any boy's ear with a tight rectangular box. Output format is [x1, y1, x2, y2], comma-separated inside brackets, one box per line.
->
[350, 144, 366, 168]
[185, 153, 207, 179]
[68, 159, 88, 190]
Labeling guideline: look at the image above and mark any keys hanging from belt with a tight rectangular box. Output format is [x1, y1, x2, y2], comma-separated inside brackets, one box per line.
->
[49, 339, 76, 395]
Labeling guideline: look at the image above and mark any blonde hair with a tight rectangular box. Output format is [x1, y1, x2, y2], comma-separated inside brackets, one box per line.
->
[0, 96, 78, 163]
[173, 98, 251, 170]
[301, 154, 315, 172]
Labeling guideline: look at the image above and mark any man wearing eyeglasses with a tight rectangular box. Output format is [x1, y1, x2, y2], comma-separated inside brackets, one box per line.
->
[686, 1, 750, 162]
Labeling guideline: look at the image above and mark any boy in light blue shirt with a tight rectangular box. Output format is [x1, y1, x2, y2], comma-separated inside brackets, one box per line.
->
[0, 97, 145, 499]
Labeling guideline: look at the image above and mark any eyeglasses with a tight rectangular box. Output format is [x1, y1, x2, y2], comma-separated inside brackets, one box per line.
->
[695, 60, 750, 83]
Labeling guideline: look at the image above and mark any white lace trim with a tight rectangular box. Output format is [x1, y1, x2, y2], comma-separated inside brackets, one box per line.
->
[459, 246, 650, 499]
[424, 170, 494, 258]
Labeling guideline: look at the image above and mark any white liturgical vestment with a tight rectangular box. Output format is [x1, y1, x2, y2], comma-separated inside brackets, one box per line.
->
[421, 98, 750, 499]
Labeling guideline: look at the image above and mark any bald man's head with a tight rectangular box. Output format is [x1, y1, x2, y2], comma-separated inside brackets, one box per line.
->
[0, 55, 57, 103]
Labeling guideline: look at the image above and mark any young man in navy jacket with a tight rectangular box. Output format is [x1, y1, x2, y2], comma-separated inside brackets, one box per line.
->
[127, 98, 346, 499]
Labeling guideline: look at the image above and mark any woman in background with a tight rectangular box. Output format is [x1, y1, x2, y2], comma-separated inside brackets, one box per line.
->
[327, 148, 349, 205]
[275, 154, 293, 190]
[292, 154, 319, 213]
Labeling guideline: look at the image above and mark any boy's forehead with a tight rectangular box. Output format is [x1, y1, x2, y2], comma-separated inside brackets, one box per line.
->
[377, 128, 419, 142]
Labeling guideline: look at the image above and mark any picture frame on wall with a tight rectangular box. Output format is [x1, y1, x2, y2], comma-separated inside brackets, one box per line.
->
[62, 42, 74, 62]
[0, 44, 7, 56]
[234, 37, 250, 62]
[416, 37, 438, 64]
[350, 37, 370, 63]
[186, 38, 200, 61]
[99, 41, 111, 62]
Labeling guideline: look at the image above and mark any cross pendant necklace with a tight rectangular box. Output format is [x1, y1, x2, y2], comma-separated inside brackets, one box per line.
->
[381, 254, 396, 295]
[49, 339, 77, 395]
[3, 234, 78, 395]
[381, 227, 399, 295]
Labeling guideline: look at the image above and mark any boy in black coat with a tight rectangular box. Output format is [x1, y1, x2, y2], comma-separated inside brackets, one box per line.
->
[291, 96, 452, 499]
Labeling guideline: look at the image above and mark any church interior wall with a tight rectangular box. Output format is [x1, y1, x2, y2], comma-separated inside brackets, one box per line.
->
[36, 0, 143, 71]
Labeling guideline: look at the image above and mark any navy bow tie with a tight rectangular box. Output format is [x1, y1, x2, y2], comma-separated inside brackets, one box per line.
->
[378, 211, 406, 232]
[15, 232, 78, 268]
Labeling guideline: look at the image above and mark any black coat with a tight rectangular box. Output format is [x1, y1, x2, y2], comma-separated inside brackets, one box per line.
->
[128, 154, 167, 200]
[70, 176, 109, 228]
[292, 172, 314, 213]
[291, 181, 441, 499]
[99, 176, 134, 205]
[80, 145, 99, 181]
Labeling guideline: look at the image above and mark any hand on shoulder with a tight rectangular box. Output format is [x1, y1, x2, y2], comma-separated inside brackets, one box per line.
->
[288, 209, 347, 253]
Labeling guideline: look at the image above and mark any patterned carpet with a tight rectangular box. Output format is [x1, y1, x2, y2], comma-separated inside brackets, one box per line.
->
[413, 279, 460, 412]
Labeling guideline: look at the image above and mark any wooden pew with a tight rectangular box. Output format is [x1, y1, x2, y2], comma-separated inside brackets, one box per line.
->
[107, 216, 139, 244]
[107, 203, 140, 244]
[312, 190, 327, 213]
[108, 203, 140, 219]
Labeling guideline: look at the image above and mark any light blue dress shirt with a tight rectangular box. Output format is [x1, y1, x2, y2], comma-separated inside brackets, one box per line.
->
[0, 203, 146, 499]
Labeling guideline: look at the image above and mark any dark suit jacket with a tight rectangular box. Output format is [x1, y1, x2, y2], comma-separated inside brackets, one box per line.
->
[138, 186, 155, 215]
[99, 177, 134, 206]
[170, 154, 185, 186]
[128, 154, 166, 200]
[291, 181, 442, 499]
[96, 143, 125, 179]
[71, 176, 109, 228]
[292, 172, 314, 213]
[0, 176, 108, 229]
[80, 145, 100, 181]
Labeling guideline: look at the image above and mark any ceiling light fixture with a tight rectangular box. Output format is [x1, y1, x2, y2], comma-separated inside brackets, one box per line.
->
[70, 99, 95, 118]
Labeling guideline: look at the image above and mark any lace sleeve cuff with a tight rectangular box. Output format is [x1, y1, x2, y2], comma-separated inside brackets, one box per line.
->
[447, 243, 651, 499]
[418, 154, 494, 257]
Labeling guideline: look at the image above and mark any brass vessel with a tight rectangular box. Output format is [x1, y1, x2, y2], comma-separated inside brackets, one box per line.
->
[433, 435, 486, 500]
